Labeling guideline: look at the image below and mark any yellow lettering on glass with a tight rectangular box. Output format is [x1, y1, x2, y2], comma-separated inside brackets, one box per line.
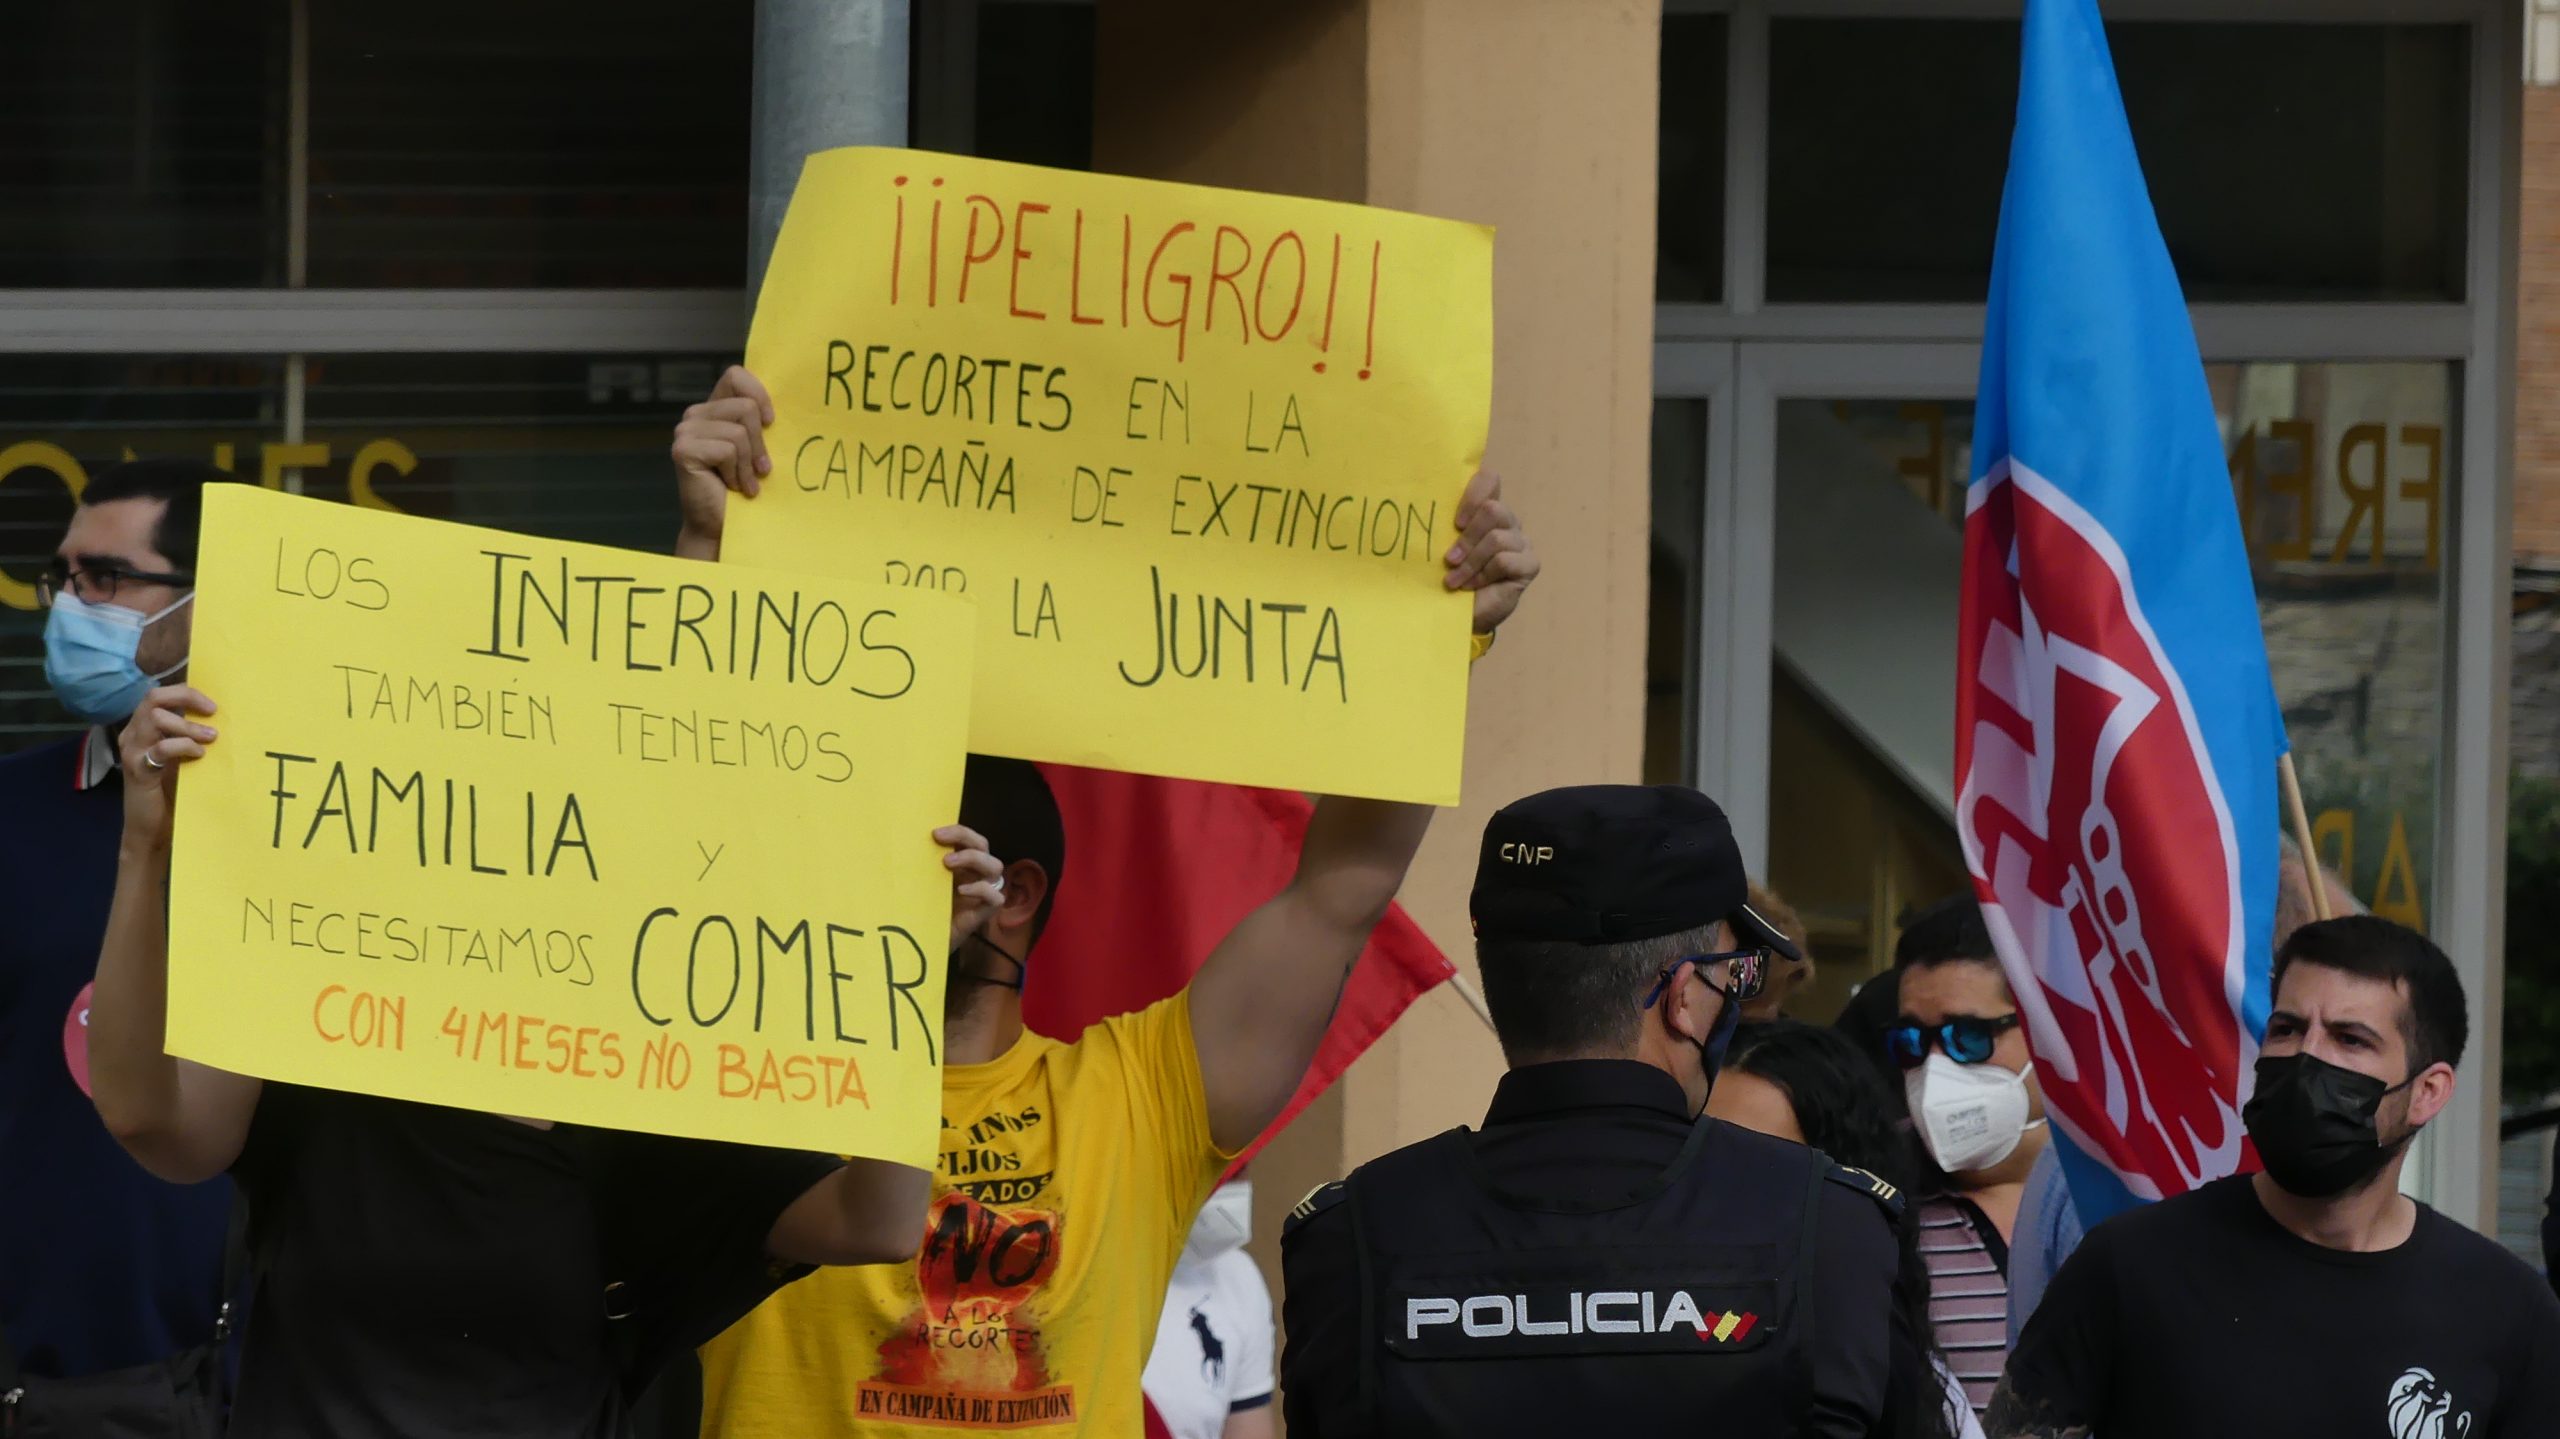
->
[0, 442, 87, 610]
[2372, 812, 2425, 931]
[348, 439, 418, 512]
[2398, 425, 2443, 570]
[2260, 419, 2317, 564]
[2310, 807, 2355, 886]
[260, 442, 332, 493]
[2330, 423, 2387, 564]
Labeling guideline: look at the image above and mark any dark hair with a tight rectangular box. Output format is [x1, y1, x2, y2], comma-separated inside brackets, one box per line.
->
[1831, 967, 1908, 1092]
[1726, 1021, 1955, 1439]
[2271, 915, 2468, 1074]
[80, 458, 240, 571]
[1728, 1021, 1915, 1190]
[1894, 892, 1997, 972]
[1476, 924, 1716, 1066]
[958, 755, 1066, 942]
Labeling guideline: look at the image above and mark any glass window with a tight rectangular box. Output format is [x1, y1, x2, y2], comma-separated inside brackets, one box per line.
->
[1656, 14, 1728, 304]
[973, 0, 1096, 171]
[2, 3, 763, 289]
[306, 5, 753, 286]
[0, 353, 724, 751]
[0, 7, 291, 286]
[2503, 765, 2560, 1262]
[1647, 397, 1709, 784]
[1764, 21, 2468, 303]
[0, 357, 288, 746]
[1767, 662, 1973, 1019]
[2221, 361, 2449, 935]
[1765, 398, 1977, 1010]
[297, 354, 709, 551]
[1759, 366, 2450, 1009]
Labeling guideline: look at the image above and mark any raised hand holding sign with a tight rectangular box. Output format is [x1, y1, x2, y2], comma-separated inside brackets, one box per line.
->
[731, 148, 1494, 806]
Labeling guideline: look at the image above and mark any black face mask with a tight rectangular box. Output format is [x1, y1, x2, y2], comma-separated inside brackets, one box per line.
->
[2242, 1052, 2419, 1199]
[1688, 979, 1746, 1120]
[950, 929, 1028, 992]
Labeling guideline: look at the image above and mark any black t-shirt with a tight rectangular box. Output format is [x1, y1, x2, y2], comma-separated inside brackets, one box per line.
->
[2003, 1174, 2560, 1438]
[227, 1084, 840, 1439]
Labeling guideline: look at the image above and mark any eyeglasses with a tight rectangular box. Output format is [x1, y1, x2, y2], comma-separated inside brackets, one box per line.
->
[1885, 1013, 2023, 1070]
[37, 560, 195, 608]
[1641, 948, 1771, 1010]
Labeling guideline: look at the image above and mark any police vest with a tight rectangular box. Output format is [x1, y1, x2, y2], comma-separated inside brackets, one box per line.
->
[1339, 1117, 1837, 1436]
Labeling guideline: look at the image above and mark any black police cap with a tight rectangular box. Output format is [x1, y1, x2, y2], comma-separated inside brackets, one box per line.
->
[1468, 784, 1801, 960]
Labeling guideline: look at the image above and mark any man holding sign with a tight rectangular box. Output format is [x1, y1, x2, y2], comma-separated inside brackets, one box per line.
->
[669, 360, 1538, 1438]
[721, 148, 1497, 808]
[84, 484, 1005, 1437]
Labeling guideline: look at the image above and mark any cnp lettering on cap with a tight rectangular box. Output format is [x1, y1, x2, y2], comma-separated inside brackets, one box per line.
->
[1468, 784, 1799, 960]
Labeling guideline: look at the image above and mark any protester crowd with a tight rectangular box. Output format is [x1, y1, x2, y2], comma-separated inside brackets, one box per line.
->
[5, 371, 2559, 1438]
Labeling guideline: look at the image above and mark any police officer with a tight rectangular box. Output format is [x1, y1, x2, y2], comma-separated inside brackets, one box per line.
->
[1280, 785, 1902, 1437]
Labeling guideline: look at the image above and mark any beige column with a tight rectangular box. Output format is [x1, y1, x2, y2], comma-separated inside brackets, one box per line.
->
[1095, 0, 1663, 1317]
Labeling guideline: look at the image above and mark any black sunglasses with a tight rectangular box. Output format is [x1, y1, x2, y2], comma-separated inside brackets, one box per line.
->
[1885, 1013, 2022, 1070]
[1641, 948, 1771, 1010]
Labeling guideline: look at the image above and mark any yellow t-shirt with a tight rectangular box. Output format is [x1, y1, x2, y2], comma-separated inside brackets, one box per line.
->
[698, 994, 1232, 1437]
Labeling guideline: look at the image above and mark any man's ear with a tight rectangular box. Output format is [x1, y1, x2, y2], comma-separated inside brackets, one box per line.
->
[995, 859, 1050, 934]
[2405, 1060, 2458, 1129]
[1661, 963, 1713, 1046]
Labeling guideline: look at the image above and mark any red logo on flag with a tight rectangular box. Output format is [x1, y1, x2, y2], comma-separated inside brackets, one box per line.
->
[1955, 462, 2252, 1201]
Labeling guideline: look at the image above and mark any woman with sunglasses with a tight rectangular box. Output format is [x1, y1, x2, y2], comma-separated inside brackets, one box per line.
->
[1710, 1019, 1981, 1439]
[1884, 898, 2050, 1423]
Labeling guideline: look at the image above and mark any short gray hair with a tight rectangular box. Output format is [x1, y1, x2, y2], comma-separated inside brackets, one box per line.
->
[1475, 923, 1722, 1066]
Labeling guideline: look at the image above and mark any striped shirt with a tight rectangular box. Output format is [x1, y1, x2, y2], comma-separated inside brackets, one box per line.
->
[1917, 1195, 2011, 1413]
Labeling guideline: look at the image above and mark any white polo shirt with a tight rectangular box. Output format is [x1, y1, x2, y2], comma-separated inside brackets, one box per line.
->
[1141, 1180, 1273, 1439]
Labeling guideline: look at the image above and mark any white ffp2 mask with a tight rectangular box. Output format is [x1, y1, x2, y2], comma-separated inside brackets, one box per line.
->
[1182, 1179, 1252, 1265]
[1905, 1051, 2042, 1174]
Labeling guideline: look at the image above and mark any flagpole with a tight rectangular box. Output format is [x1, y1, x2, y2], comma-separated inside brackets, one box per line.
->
[1447, 972, 1497, 1034]
[2277, 753, 2332, 923]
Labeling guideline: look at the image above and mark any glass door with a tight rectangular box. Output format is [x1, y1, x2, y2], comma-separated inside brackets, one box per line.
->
[1647, 340, 1736, 789]
[1719, 338, 2462, 1196]
[1738, 344, 1978, 1019]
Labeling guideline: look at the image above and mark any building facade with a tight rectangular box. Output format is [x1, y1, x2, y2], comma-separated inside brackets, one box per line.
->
[0, 0, 2533, 1262]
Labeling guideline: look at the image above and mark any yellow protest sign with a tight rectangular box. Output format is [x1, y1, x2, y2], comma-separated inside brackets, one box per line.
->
[165, 485, 973, 1165]
[732, 147, 1491, 805]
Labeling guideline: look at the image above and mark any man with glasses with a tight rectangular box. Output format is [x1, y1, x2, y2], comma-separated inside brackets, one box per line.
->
[1278, 785, 1901, 1437]
[1886, 897, 2049, 1420]
[2, 459, 236, 1433]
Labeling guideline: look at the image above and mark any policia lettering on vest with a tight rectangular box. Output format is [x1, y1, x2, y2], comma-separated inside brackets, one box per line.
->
[1400, 1284, 1768, 1352]
[1280, 785, 1903, 1438]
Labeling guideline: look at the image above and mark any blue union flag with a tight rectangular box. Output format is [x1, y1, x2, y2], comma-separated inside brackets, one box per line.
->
[1956, 0, 2287, 1221]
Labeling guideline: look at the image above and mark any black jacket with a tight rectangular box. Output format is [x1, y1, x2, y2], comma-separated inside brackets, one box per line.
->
[1279, 1060, 1899, 1438]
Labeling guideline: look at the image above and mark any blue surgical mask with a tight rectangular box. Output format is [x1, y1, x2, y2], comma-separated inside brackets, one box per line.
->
[43, 590, 194, 723]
